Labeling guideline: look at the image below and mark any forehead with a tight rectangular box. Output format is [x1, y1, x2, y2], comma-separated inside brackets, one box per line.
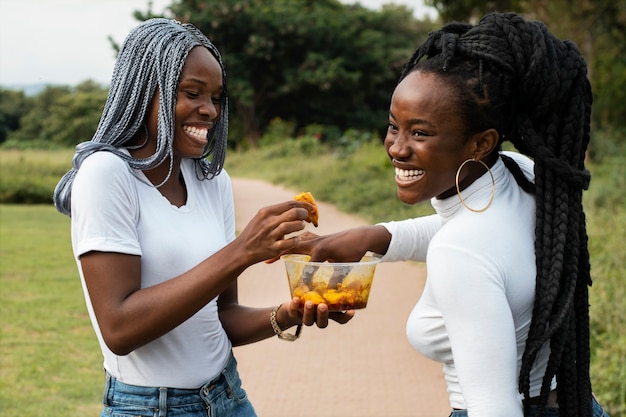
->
[393, 71, 455, 103]
[391, 70, 465, 130]
[180, 46, 223, 85]
[393, 71, 457, 111]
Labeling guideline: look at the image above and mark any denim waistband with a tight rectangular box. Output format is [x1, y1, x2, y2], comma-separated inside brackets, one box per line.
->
[447, 396, 608, 417]
[103, 351, 237, 408]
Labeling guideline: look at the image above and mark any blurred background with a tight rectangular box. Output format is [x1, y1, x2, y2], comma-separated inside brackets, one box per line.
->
[1, 0, 624, 416]
[0, 0, 624, 151]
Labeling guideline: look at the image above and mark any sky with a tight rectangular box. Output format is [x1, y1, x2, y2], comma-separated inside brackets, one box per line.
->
[0, 0, 436, 88]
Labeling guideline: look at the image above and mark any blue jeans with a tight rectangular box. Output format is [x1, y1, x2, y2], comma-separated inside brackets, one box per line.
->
[101, 352, 256, 417]
[448, 396, 609, 416]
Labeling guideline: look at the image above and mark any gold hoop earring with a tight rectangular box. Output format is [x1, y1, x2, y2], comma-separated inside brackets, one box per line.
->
[455, 158, 495, 213]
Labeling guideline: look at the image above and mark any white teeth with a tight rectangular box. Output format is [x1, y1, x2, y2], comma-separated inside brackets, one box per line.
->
[395, 167, 424, 180]
[184, 126, 209, 140]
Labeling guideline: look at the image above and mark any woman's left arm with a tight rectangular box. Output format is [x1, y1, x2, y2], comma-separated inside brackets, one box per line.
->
[217, 281, 354, 346]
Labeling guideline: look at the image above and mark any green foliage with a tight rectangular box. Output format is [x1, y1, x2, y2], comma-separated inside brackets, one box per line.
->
[259, 117, 296, 146]
[586, 159, 626, 212]
[424, 0, 524, 22]
[5, 85, 69, 145]
[524, 0, 626, 132]
[423, 0, 626, 133]
[585, 158, 626, 415]
[167, 0, 434, 144]
[0, 88, 31, 144]
[332, 128, 382, 157]
[588, 128, 626, 165]
[584, 154, 626, 414]
[3, 1, 624, 149]
[2, 81, 108, 148]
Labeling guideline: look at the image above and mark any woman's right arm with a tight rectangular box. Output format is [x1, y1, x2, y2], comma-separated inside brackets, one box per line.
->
[81, 199, 310, 355]
[294, 214, 442, 263]
[73, 153, 313, 355]
[295, 225, 392, 263]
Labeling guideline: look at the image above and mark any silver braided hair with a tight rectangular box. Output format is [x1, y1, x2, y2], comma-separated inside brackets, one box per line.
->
[53, 18, 229, 216]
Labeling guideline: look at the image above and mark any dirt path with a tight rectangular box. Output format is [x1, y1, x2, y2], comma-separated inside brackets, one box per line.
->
[231, 178, 450, 417]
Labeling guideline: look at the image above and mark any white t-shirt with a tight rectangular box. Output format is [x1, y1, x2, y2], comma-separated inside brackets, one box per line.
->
[71, 151, 233, 388]
[379, 152, 553, 416]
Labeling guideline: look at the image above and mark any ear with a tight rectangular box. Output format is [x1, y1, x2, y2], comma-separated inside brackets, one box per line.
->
[470, 128, 499, 160]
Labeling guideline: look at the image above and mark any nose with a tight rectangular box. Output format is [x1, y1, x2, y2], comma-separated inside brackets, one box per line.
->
[199, 98, 220, 120]
[385, 132, 410, 159]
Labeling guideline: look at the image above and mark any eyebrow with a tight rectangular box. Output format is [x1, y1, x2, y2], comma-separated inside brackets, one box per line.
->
[181, 77, 224, 93]
[183, 77, 207, 85]
[388, 110, 435, 127]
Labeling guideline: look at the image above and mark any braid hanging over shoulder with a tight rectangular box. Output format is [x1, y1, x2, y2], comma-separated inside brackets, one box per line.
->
[402, 12, 593, 417]
[53, 18, 229, 216]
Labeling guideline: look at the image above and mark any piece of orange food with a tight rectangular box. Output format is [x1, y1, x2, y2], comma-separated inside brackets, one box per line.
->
[292, 280, 371, 310]
[294, 191, 319, 227]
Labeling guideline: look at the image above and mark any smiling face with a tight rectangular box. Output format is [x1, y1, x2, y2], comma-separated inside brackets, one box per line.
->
[143, 46, 224, 160]
[385, 70, 477, 205]
[173, 46, 224, 158]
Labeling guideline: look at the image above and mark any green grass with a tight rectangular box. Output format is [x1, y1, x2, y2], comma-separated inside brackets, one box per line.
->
[584, 153, 626, 414]
[0, 205, 103, 416]
[0, 149, 74, 204]
[0, 144, 624, 416]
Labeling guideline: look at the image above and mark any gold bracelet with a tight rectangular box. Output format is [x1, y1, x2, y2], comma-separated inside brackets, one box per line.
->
[270, 305, 302, 341]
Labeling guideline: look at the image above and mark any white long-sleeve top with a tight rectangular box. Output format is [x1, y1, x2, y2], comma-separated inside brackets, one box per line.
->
[379, 152, 553, 416]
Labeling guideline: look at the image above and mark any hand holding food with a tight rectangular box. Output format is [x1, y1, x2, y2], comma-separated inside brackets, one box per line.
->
[294, 191, 318, 227]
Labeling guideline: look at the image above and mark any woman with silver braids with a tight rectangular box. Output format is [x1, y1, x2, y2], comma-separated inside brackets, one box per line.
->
[53, 18, 352, 417]
[291, 12, 609, 417]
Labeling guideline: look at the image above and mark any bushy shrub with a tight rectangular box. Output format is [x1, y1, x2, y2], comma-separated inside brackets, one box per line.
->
[588, 128, 626, 164]
[259, 118, 296, 147]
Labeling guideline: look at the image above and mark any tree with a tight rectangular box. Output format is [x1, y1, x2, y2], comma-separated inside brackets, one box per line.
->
[5, 85, 71, 145]
[424, 0, 523, 22]
[5, 81, 108, 147]
[163, 0, 434, 146]
[0, 89, 30, 144]
[45, 80, 109, 146]
[524, 0, 626, 131]
[423, 0, 626, 133]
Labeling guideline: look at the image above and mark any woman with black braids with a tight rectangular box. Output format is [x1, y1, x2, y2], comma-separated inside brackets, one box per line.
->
[291, 12, 608, 417]
[53, 18, 352, 416]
